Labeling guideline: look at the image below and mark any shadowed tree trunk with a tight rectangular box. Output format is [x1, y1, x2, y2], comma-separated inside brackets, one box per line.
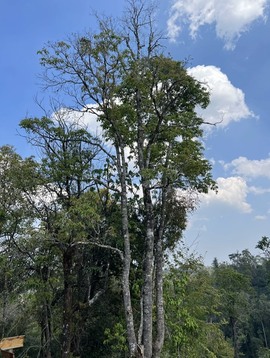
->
[62, 247, 75, 358]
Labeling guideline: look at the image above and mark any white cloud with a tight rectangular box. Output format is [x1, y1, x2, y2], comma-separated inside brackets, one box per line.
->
[186, 215, 209, 231]
[201, 176, 252, 213]
[72, 106, 103, 136]
[80, 111, 102, 136]
[255, 215, 267, 220]
[188, 65, 254, 127]
[249, 186, 270, 194]
[167, 0, 269, 49]
[225, 156, 270, 179]
[52, 106, 102, 136]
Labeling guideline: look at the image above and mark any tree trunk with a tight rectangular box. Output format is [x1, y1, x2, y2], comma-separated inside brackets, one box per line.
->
[230, 316, 239, 358]
[142, 187, 155, 358]
[1, 272, 8, 338]
[153, 237, 164, 358]
[117, 145, 138, 357]
[153, 185, 168, 358]
[261, 319, 268, 349]
[62, 247, 74, 358]
[40, 266, 52, 358]
[41, 299, 52, 358]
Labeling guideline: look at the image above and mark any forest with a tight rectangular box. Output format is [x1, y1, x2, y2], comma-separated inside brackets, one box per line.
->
[0, 1, 269, 357]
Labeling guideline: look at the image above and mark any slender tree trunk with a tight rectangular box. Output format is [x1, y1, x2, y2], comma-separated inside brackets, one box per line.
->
[138, 297, 143, 346]
[40, 266, 53, 358]
[41, 299, 52, 358]
[1, 272, 8, 338]
[230, 317, 239, 358]
[261, 319, 268, 349]
[117, 145, 138, 357]
[153, 237, 164, 358]
[62, 247, 74, 358]
[142, 187, 155, 358]
[153, 185, 168, 358]
[122, 193, 138, 357]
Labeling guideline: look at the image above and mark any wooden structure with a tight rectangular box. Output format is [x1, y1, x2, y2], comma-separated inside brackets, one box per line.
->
[0, 336, 24, 358]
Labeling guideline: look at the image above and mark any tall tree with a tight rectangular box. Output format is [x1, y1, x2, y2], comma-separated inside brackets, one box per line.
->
[36, 1, 215, 356]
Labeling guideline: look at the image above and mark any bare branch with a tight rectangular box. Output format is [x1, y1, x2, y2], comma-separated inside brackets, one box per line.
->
[72, 240, 124, 261]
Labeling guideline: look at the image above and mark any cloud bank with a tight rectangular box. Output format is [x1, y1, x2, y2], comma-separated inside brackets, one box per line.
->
[188, 65, 254, 127]
[167, 0, 269, 49]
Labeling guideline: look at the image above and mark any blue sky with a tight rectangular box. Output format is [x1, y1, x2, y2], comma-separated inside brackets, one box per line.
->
[1, 0, 270, 265]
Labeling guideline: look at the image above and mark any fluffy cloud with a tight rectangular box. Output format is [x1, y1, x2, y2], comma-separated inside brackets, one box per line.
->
[188, 65, 254, 127]
[167, 0, 268, 49]
[225, 156, 270, 179]
[201, 176, 252, 213]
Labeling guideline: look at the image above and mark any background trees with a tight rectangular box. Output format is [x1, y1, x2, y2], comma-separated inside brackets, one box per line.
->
[163, 254, 234, 357]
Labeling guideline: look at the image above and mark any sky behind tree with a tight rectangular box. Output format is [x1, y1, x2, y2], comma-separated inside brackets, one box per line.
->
[1, 0, 270, 264]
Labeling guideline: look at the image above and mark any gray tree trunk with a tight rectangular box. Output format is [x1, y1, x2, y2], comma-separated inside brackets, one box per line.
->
[117, 145, 138, 357]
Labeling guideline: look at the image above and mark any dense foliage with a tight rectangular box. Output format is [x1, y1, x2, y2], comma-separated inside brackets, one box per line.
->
[1, 179, 270, 358]
[0, 144, 269, 357]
